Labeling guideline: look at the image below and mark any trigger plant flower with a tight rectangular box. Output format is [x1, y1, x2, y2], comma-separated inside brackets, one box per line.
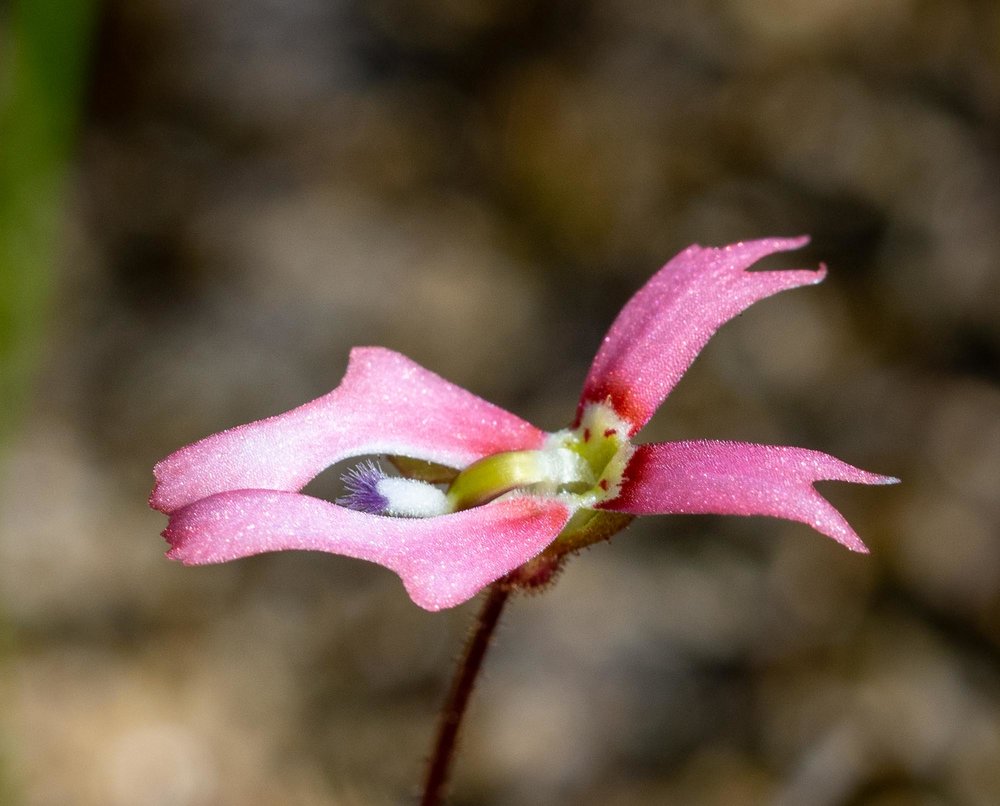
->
[150, 236, 897, 612]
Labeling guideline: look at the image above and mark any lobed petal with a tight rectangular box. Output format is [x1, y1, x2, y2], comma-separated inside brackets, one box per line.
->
[599, 441, 898, 551]
[151, 347, 545, 513]
[578, 237, 825, 434]
[163, 491, 572, 611]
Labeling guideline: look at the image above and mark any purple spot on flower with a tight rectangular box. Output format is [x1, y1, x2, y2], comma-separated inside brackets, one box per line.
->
[337, 460, 389, 514]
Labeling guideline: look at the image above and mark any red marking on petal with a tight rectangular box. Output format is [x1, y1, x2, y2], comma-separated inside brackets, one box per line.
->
[576, 379, 646, 434]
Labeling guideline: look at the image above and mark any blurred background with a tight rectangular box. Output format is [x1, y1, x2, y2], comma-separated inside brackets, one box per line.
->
[2, 0, 999, 803]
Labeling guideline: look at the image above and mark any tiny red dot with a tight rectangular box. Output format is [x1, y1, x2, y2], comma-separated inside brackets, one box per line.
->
[603, 428, 616, 437]
[583, 428, 591, 441]
[598, 479, 609, 490]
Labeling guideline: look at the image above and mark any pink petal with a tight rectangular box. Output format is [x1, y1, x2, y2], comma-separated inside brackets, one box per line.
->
[151, 347, 546, 514]
[599, 441, 898, 551]
[163, 491, 572, 611]
[578, 237, 826, 434]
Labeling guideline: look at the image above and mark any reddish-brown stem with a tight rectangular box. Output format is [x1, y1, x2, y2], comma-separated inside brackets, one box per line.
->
[420, 583, 511, 806]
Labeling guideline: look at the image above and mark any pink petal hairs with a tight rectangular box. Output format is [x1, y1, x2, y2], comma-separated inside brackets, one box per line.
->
[150, 236, 897, 611]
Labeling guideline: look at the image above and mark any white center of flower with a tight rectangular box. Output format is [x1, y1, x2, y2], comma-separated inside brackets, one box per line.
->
[533, 448, 595, 492]
[338, 402, 635, 518]
[545, 402, 635, 507]
[376, 477, 450, 518]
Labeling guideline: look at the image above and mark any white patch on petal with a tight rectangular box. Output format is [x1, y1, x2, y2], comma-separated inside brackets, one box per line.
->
[376, 477, 451, 517]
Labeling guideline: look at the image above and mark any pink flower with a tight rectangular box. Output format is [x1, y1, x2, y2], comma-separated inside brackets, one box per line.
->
[150, 236, 897, 611]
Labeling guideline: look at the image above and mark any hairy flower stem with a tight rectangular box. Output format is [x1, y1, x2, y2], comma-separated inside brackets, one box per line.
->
[421, 582, 511, 806]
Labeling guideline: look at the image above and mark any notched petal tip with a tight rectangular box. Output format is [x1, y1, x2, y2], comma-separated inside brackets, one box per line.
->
[602, 442, 890, 554]
[736, 234, 810, 253]
[161, 526, 196, 565]
[732, 237, 825, 285]
[807, 262, 827, 283]
[759, 234, 810, 249]
[149, 483, 164, 513]
[811, 457, 900, 487]
[577, 235, 829, 434]
[149, 463, 182, 513]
